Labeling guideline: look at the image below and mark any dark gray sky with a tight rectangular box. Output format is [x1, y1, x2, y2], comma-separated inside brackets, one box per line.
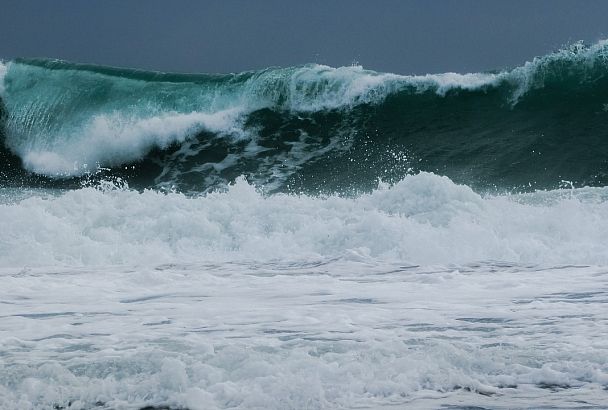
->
[1, 0, 607, 75]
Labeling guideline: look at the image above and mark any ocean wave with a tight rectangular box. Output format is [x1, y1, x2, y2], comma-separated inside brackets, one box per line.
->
[1, 40, 608, 192]
[0, 59, 502, 179]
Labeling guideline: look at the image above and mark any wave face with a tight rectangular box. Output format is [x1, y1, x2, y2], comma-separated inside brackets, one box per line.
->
[2, 41, 608, 193]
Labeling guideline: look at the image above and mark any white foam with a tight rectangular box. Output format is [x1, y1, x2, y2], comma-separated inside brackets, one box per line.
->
[0, 251, 606, 409]
[409, 71, 501, 95]
[19, 108, 245, 175]
[2, 172, 608, 268]
[2, 174, 608, 408]
[272, 64, 502, 111]
[277, 65, 506, 108]
[280, 64, 405, 110]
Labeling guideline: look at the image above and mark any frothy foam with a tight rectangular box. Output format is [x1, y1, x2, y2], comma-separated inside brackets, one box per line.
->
[407, 71, 501, 95]
[20, 108, 245, 175]
[1, 220, 607, 409]
[2, 173, 608, 268]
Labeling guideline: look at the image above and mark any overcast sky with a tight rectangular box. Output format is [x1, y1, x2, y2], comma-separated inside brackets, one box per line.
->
[1, 0, 607, 75]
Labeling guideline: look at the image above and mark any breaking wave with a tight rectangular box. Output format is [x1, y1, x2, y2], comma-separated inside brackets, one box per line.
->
[1, 40, 608, 193]
[2, 173, 608, 268]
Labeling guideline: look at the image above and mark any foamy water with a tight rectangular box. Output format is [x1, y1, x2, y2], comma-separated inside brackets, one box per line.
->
[2, 174, 608, 267]
[1, 260, 607, 409]
[1, 174, 608, 408]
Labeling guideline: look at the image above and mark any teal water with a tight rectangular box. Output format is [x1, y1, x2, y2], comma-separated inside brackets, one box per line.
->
[1, 41, 608, 193]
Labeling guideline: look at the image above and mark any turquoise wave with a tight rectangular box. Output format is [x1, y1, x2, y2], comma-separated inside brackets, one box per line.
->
[1, 40, 608, 193]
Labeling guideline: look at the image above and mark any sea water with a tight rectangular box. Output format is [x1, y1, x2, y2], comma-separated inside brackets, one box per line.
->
[1, 41, 608, 409]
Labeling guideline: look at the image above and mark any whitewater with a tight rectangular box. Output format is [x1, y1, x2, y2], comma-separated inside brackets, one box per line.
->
[1, 41, 608, 409]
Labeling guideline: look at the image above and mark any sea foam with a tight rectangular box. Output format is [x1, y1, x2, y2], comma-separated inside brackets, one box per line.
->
[20, 108, 245, 175]
[2, 172, 608, 268]
[1, 236, 607, 409]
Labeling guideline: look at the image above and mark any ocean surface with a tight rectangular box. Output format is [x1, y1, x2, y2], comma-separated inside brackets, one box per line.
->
[1, 41, 608, 409]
